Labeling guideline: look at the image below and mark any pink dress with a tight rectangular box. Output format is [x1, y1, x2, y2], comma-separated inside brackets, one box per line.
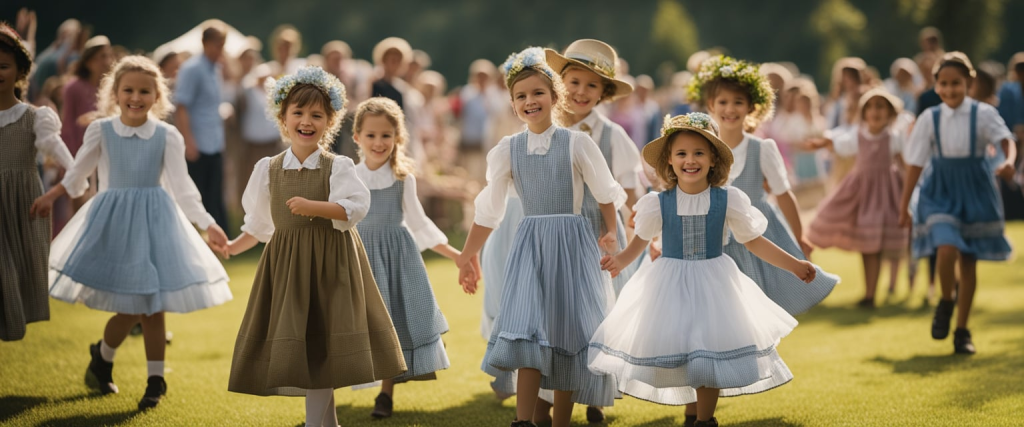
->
[807, 128, 908, 255]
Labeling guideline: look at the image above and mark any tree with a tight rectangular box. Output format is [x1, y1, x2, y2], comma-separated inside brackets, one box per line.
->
[650, 0, 700, 70]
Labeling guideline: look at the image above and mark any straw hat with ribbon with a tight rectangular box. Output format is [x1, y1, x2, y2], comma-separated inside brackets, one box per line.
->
[545, 39, 633, 101]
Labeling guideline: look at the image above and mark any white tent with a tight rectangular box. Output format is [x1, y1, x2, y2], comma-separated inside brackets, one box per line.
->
[151, 19, 252, 64]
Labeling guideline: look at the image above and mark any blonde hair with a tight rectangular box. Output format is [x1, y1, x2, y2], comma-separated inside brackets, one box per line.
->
[507, 67, 572, 127]
[276, 84, 344, 150]
[97, 55, 173, 120]
[654, 131, 730, 188]
[352, 97, 416, 180]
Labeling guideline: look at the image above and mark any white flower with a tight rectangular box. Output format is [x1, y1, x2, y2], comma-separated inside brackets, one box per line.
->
[720, 66, 735, 77]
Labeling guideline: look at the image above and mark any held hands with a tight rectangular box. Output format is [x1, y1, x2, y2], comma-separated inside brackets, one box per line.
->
[995, 161, 1016, 183]
[29, 193, 56, 219]
[206, 224, 229, 259]
[456, 253, 481, 295]
[791, 260, 817, 283]
[598, 232, 619, 255]
[600, 254, 628, 278]
[898, 207, 913, 228]
[286, 197, 317, 218]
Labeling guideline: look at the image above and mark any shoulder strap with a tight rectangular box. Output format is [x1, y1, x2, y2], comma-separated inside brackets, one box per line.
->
[930, 106, 943, 157]
[706, 187, 728, 257]
[969, 101, 978, 158]
[659, 188, 683, 259]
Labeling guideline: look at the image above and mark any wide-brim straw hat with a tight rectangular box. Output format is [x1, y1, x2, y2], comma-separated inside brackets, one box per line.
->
[373, 36, 412, 66]
[642, 112, 733, 170]
[545, 39, 633, 101]
[858, 86, 904, 116]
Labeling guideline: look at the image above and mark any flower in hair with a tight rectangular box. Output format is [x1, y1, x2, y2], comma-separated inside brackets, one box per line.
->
[686, 55, 773, 108]
[266, 66, 347, 120]
[661, 112, 715, 138]
[500, 47, 556, 88]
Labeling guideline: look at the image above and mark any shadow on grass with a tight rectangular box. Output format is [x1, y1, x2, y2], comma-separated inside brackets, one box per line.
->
[35, 409, 137, 427]
[630, 416, 679, 426]
[796, 299, 931, 327]
[0, 394, 111, 424]
[870, 354, 982, 376]
[728, 417, 804, 427]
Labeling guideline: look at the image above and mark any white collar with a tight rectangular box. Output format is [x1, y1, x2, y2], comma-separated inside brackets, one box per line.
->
[527, 124, 557, 138]
[570, 111, 602, 133]
[939, 97, 974, 119]
[355, 161, 396, 188]
[676, 185, 711, 198]
[283, 147, 324, 170]
[112, 117, 157, 139]
[0, 103, 29, 127]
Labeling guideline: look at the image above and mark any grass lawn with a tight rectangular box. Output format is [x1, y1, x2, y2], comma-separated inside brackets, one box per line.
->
[2, 225, 1023, 426]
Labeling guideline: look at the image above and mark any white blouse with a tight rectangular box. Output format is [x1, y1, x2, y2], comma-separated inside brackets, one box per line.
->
[829, 126, 905, 158]
[904, 97, 1014, 167]
[633, 186, 768, 245]
[0, 103, 74, 169]
[355, 162, 448, 251]
[727, 134, 791, 196]
[63, 117, 215, 229]
[474, 125, 627, 229]
[240, 148, 369, 242]
[568, 111, 642, 190]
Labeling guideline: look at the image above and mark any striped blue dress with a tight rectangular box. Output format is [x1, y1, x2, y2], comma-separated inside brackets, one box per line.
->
[481, 127, 616, 406]
[358, 179, 450, 382]
[723, 136, 839, 315]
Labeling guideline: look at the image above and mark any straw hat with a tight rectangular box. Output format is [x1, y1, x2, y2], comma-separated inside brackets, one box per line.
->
[932, 51, 976, 78]
[373, 37, 412, 66]
[642, 112, 733, 170]
[858, 86, 904, 116]
[545, 39, 633, 101]
[83, 35, 110, 50]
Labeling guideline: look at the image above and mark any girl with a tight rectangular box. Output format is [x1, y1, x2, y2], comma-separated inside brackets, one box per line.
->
[351, 97, 458, 418]
[805, 88, 910, 307]
[592, 113, 815, 427]
[225, 67, 406, 427]
[0, 23, 74, 341]
[688, 55, 839, 315]
[32, 55, 231, 409]
[900, 52, 1017, 355]
[824, 58, 869, 189]
[545, 39, 643, 297]
[456, 47, 623, 427]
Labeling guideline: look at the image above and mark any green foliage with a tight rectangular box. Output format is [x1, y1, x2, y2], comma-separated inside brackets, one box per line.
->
[650, 0, 700, 70]
[810, 0, 867, 80]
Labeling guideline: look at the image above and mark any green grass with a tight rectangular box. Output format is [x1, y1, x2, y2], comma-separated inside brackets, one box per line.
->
[2, 226, 1023, 427]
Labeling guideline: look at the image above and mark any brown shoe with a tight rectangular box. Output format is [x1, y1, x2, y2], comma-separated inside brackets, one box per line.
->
[370, 392, 392, 418]
[586, 406, 605, 423]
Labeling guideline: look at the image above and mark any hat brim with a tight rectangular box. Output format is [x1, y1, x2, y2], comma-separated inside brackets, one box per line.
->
[642, 127, 734, 171]
[544, 49, 633, 101]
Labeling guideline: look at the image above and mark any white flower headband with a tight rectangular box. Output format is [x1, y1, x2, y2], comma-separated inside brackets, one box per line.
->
[266, 66, 347, 120]
[500, 47, 556, 89]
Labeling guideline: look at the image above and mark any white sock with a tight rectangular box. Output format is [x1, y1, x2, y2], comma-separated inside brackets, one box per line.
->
[99, 340, 116, 363]
[321, 393, 338, 427]
[147, 361, 165, 378]
[305, 388, 334, 427]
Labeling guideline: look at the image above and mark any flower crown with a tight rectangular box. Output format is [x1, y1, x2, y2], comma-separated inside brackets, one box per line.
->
[661, 112, 718, 138]
[266, 66, 347, 120]
[0, 23, 32, 66]
[500, 47, 556, 89]
[687, 55, 773, 108]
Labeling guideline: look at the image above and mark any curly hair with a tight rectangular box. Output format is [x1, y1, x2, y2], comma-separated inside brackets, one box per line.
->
[352, 97, 416, 180]
[0, 23, 34, 100]
[654, 131, 730, 188]
[507, 67, 573, 127]
[276, 83, 345, 150]
[96, 55, 173, 120]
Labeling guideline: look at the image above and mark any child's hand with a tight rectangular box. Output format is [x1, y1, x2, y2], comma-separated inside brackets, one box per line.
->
[598, 232, 618, 255]
[995, 161, 1016, 182]
[600, 254, 626, 278]
[29, 194, 55, 219]
[456, 253, 480, 295]
[206, 224, 229, 258]
[286, 197, 316, 218]
[798, 237, 814, 260]
[791, 260, 817, 283]
[648, 241, 662, 261]
[627, 210, 637, 229]
[898, 207, 912, 228]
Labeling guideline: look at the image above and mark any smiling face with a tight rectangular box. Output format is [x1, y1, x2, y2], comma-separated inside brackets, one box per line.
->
[861, 96, 894, 133]
[562, 66, 606, 116]
[116, 71, 157, 125]
[510, 72, 555, 131]
[0, 50, 19, 96]
[667, 131, 716, 190]
[706, 86, 753, 133]
[283, 101, 328, 150]
[353, 114, 397, 168]
[935, 65, 970, 109]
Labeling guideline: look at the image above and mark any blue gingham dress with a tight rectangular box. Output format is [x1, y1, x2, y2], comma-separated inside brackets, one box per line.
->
[481, 127, 616, 406]
[723, 137, 839, 315]
[358, 179, 450, 381]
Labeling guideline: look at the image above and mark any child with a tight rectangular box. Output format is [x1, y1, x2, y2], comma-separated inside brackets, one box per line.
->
[351, 97, 459, 418]
[806, 88, 910, 307]
[225, 67, 406, 426]
[592, 113, 815, 427]
[456, 47, 623, 427]
[545, 39, 643, 297]
[900, 52, 1017, 355]
[0, 23, 74, 341]
[689, 55, 839, 315]
[33, 55, 231, 409]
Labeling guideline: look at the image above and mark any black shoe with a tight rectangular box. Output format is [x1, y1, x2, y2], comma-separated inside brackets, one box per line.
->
[953, 328, 977, 355]
[586, 406, 605, 423]
[510, 421, 537, 427]
[683, 415, 698, 427]
[931, 299, 955, 339]
[371, 392, 393, 418]
[138, 376, 167, 410]
[85, 341, 118, 394]
[857, 297, 875, 309]
[694, 417, 719, 427]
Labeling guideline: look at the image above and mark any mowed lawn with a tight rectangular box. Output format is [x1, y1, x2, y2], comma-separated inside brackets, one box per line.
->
[2, 225, 1023, 427]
